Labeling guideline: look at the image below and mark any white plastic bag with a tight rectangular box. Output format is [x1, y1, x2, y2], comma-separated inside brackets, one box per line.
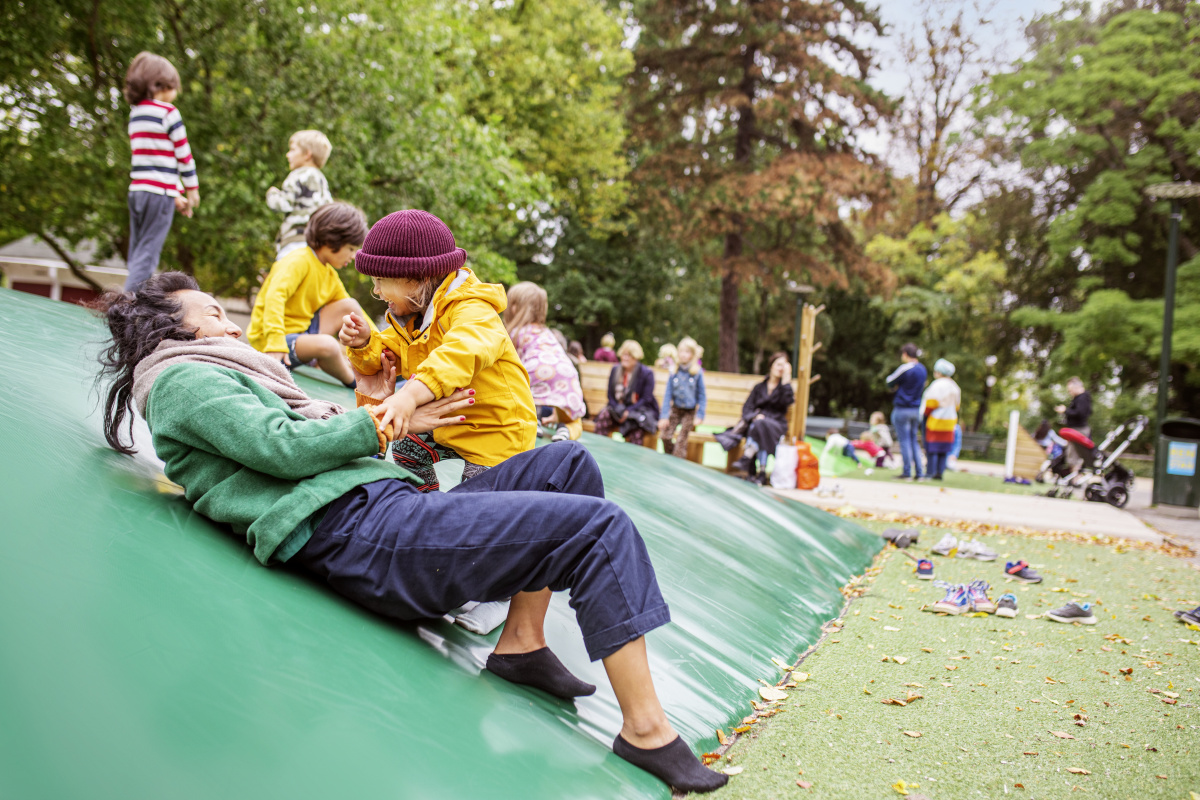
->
[770, 442, 799, 489]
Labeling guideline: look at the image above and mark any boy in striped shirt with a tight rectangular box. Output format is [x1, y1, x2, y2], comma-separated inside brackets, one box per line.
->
[124, 52, 199, 291]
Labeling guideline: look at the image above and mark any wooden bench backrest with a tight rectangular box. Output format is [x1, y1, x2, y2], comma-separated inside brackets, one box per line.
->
[578, 361, 798, 430]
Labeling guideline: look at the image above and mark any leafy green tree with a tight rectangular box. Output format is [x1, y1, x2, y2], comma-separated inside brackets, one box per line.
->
[627, 0, 894, 371]
[0, 0, 629, 306]
[865, 213, 1009, 429]
[976, 2, 1200, 417]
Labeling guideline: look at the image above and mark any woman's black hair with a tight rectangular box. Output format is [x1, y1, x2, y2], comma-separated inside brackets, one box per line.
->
[92, 271, 200, 455]
[1033, 419, 1052, 441]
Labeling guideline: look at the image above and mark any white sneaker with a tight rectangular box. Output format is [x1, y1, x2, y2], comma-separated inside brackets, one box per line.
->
[956, 539, 998, 561]
[551, 424, 572, 442]
[931, 533, 958, 557]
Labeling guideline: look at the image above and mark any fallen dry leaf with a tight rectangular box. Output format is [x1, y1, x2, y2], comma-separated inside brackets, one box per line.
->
[1014, 783, 1025, 789]
[904, 683, 925, 688]
[882, 698, 908, 706]
[1155, 774, 1168, 779]
[945, 665, 958, 671]
[733, 725, 751, 733]
[884, 626, 901, 631]
[721, 765, 744, 776]
[921, 647, 933, 653]
[894, 656, 909, 664]
[903, 730, 922, 738]
[796, 780, 813, 789]
[716, 728, 728, 746]
[1023, 751, 1038, 756]
[1119, 667, 1133, 675]
[1050, 731, 1076, 739]
[759, 686, 788, 702]
[794, 672, 810, 682]
[1067, 768, 1091, 775]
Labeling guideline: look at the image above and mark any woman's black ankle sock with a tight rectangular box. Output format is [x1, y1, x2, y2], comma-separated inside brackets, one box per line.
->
[485, 647, 596, 699]
[612, 734, 728, 793]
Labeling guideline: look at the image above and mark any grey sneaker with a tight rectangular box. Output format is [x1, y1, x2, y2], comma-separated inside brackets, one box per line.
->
[1046, 600, 1097, 625]
[995, 593, 1018, 618]
[931, 533, 958, 557]
[1173, 607, 1200, 626]
[883, 527, 920, 549]
[551, 424, 572, 442]
[956, 539, 998, 561]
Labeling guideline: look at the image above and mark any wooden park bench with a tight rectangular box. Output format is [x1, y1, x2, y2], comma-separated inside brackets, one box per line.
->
[578, 361, 800, 471]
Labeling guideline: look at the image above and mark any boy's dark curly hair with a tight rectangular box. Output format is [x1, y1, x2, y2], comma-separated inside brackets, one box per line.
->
[91, 272, 199, 455]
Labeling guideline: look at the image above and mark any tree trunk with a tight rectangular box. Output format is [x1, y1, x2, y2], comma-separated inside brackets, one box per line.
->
[718, 49, 758, 374]
[752, 279, 770, 374]
[718, 236, 741, 372]
[973, 379, 990, 433]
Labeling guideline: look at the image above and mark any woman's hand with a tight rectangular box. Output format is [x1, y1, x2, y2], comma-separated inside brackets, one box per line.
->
[354, 349, 397, 401]
[409, 389, 476, 434]
[781, 361, 793, 383]
[376, 378, 439, 438]
[339, 312, 372, 349]
[657, 418, 670, 433]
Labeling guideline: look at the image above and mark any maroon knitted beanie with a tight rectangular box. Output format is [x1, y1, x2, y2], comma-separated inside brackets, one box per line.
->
[354, 210, 467, 279]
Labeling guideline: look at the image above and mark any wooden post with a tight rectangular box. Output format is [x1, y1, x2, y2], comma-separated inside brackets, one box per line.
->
[788, 303, 823, 442]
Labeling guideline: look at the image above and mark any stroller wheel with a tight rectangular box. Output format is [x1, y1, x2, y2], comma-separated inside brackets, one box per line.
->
[1106, 485, 1129, 509]
[1084, 484, 1102, 503]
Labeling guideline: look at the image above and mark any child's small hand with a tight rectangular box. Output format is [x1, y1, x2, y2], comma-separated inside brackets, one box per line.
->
[174, 195, 193, 218]
[186, 188, 200, 213]
[377, 391, 419, 440]
[339, 312, 372, 349]
[267, 350, 291, 366]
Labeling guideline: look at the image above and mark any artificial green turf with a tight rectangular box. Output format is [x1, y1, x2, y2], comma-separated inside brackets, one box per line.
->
[708, 524, 1200, 799]
[843, 464, 1048, 496]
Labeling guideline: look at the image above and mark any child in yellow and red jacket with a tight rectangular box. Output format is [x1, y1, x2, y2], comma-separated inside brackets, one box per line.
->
[338, 210, 536, 488]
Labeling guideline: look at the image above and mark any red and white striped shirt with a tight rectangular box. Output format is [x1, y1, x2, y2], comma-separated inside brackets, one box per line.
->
[128, 100, 199, 197]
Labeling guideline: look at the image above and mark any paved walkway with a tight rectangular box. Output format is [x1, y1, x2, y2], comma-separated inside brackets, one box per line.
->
[776, 475, 1164, 543]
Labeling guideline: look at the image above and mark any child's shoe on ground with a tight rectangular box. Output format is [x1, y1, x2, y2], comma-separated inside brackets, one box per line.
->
[931, 533, 958, 557]
[551, 423, 572, 442]
[915, 559, 934, 580]
[883, 527, 920, 548]
[956, 539, 998, 561]
[1004, 560, 1043, 583]
[995, 593, 1018, 618]
[1046, 600, 1097, 624]
[1173, 606, 1200, 626]
[966, 580, 996, 613]
[929, 582, 970, 615]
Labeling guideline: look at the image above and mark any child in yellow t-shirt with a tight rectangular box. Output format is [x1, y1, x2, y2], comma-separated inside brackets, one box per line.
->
[337, 209, 536, 485]
[247, 202, 376, 387]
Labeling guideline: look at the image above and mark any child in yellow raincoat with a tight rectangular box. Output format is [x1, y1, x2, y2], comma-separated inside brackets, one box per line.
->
[338, 210, 536, 487]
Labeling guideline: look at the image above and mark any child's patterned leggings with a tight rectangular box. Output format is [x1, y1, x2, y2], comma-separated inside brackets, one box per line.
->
[391, 433, 488, 492]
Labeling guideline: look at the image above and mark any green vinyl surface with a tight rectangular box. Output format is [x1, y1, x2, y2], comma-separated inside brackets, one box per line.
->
[0, 288, 880, 799]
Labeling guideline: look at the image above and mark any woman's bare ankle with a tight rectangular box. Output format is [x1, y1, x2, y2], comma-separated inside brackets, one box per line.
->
[619, 717, 676, 750]
[492, 624, 547, 655]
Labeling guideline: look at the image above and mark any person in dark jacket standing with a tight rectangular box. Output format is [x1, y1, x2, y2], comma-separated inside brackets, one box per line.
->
[886, 343, 928, 480]
[722, 351, 795, 485]
[1055, 376, 1092, 474]
[592, 339, 660, 446]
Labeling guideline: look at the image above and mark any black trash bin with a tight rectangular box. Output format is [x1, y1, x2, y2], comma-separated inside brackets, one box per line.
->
[1154, 417, 1200, 508]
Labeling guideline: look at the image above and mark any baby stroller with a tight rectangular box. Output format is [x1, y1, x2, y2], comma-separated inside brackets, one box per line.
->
[1037, 416, 1147, 508]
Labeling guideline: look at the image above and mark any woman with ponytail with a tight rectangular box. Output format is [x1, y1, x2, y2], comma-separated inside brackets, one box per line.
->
[91, 272, 726, 795]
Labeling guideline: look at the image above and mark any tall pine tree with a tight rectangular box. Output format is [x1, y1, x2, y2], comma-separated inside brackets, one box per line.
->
[627, 0, 893, 371]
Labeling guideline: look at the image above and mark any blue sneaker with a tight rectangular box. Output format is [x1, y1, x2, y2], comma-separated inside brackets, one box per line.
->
[1174, 606, 1200, 626]
[1005, 560, 1043, 584]
[930, 581, 970, 615]
[916, 559, 934, 580]
[1046, 600, 1097, 624]
[995, 593, 1018, 618]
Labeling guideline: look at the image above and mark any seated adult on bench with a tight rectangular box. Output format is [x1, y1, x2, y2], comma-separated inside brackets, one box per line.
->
[592, 338, 660, 446]
[719, 351, 794, 485]
[92, 273, 726, 795]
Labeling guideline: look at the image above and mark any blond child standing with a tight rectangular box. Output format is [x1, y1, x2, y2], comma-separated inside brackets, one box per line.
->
[247, 202, 374, 387]
[503, 282, 586, 442]
[338, 210, 536, 485]
[124, 52, 200, 290]
[266, 130, 334, 259]
[658, 337, 706, 458]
